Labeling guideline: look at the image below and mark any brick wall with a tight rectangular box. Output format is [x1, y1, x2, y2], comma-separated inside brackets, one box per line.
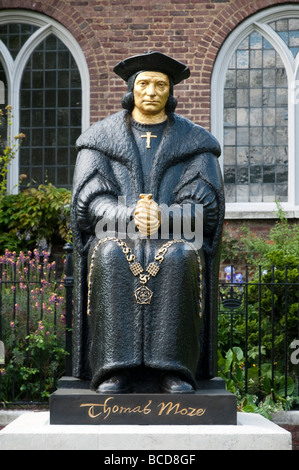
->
[0, 0, 296, 128]
[220, 219, 276, 279]
[1, 0, 299, 243]
[278, 424, 299, 451]
[220, 218, 299, 279]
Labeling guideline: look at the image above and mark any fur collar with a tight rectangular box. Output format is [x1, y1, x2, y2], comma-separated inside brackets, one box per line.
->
[76, 110, 221, 199]
[76, 110, 220, 162]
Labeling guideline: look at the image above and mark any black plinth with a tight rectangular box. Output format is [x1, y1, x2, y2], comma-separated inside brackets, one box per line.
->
[50, 377, 237, 425]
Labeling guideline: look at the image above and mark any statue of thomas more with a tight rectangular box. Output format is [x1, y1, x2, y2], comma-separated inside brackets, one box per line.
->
[71, 51, 225, 394]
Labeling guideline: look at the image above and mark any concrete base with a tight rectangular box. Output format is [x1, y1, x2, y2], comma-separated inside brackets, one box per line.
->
[0, 411, 292, 450]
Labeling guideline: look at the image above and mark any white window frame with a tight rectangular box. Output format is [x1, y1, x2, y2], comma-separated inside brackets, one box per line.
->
[211, 5, 299, 219]
[0, 9, 90, 194]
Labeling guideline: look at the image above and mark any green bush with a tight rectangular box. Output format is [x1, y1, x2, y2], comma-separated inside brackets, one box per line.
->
[0, 183, 71, 253]
[0, 250, 68, 403]
[0, 106, 70, 403]
[221, 202, 299, 266]
[0, 105, 71, 254]
[218, 346, 295, 418]
[219, 204, 299, 414]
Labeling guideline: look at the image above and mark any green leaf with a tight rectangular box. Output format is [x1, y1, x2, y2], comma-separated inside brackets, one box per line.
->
[241, 404, 257, 413]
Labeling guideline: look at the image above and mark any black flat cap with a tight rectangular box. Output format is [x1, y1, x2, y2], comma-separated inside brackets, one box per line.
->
[113, 51, 190, 85]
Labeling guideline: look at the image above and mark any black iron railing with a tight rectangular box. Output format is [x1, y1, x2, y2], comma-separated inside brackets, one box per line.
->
[0, 253, 298, 405]
[219, 265, 299, 402]
[0, 246, 72, 404]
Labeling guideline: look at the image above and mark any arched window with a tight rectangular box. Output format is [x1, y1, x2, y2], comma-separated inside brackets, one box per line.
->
[212, 6, 299, 218]
[0, 11, 90, 193]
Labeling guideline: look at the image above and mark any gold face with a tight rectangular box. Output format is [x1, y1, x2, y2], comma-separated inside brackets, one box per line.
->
[132, 71, 170, 124]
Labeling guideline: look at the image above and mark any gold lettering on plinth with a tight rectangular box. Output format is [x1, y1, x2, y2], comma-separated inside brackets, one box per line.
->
[80, 397, 206, 420]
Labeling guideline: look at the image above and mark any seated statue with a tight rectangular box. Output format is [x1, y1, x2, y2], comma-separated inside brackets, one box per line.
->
[71, 51, 224, 394]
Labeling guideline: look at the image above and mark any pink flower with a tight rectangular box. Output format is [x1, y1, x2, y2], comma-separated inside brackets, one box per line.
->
[49, 293, 57, 304]
[17, 252, 25, 263]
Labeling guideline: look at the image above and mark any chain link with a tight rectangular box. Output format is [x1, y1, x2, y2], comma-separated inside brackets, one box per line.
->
[87, 237, 201, 311]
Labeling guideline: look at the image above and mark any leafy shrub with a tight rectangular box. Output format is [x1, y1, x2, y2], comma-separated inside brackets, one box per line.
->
[0, 249, 68, 402]
[221, 202, 299, 266]
[0, 183, 71, 253]
[0, 106, 71, 402]
[0, 105, 71, 254]
[219, 206, 299, 413]
[218, 346, 295, 418]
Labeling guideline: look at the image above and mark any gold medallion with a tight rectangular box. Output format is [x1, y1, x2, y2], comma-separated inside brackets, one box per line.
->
[134, 286, 153, 304]
[88, 237, 199, 313]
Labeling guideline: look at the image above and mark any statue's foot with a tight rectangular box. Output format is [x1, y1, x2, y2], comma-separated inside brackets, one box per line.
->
[162, 375, 195, 394]
[96, 374, 130, 394]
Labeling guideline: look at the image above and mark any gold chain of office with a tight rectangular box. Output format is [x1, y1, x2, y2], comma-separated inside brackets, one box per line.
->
[87, 236, 202, 311]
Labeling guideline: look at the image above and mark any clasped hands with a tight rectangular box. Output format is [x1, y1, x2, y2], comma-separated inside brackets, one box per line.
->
[134, 194, 161, 236]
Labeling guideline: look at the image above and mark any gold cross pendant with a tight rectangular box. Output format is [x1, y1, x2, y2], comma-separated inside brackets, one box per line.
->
[141, 132, 157, 149]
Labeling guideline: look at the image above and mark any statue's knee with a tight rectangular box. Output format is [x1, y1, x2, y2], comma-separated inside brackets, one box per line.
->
[89, 239, 126, 267]
[100, 239, 129, 264]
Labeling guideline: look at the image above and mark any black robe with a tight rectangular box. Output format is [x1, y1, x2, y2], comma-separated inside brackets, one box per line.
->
[71, 110, 224, 389]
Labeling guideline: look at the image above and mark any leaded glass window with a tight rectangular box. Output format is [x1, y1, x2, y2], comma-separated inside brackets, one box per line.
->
[269, 18, 299, 57]
[0, 18, 84, 191]
[19, 34, 81, 188]
[212, 7, 299, 214]
[0, 23, 38, 59]
[223, 31, 288, 203]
